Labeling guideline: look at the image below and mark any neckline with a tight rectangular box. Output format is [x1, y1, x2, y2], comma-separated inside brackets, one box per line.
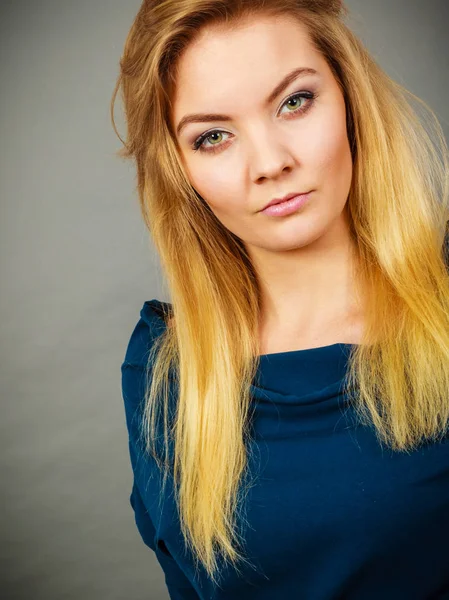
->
[143, 299, 357, 401]
[258, 341, 357, 359]
[144, 300, 359, 359]
[254, 341, 356, 400]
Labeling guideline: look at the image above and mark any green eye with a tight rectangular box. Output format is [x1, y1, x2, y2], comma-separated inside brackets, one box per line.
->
[205, 131, 223, 145]
[285, 97, 303, 110]
[279, 91, 315, 115]
[192, 90, 317, 154]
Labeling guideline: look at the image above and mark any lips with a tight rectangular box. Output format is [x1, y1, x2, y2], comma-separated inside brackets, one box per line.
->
[261, 191, 309, 212]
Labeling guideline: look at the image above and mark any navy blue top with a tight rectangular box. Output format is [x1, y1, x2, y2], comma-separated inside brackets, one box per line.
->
[121, 298, 449, 599]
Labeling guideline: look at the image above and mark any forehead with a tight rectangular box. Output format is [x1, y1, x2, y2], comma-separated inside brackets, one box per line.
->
[171, 14, 326, 111]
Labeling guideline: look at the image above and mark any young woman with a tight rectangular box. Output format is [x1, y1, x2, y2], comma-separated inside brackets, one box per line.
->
[114, 1, 449, 598]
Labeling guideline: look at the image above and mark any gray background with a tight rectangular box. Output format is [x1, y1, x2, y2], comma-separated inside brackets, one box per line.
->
[0, 1, 447, 598]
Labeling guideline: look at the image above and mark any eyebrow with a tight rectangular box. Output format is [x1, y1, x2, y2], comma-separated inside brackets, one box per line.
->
[175, 66, 319, 136]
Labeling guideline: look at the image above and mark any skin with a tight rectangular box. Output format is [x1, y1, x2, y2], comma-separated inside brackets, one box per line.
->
[171, 13, 365, 353]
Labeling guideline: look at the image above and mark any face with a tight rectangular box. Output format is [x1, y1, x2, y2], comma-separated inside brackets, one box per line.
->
[171, 13, 353, 256]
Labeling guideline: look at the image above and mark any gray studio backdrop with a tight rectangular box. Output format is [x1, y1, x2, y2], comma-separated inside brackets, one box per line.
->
[0, 1, 447, 599]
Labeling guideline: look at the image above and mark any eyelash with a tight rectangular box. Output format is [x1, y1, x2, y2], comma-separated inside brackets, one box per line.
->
[191, 90, 317, 154]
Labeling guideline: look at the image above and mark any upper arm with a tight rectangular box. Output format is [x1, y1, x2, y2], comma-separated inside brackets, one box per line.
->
[121, 311, 201, 599]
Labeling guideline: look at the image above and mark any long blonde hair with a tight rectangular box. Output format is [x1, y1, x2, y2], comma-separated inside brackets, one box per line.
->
[111, 0, 449, 587]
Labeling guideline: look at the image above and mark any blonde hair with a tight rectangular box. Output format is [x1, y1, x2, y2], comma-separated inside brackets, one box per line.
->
[111, 0, 449, 587]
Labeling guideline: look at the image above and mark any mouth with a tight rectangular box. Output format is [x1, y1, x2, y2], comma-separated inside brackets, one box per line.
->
[260, 191, 312, 212]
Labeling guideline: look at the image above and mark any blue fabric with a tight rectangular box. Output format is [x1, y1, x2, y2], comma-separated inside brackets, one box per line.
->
[121, 298, 449, 599]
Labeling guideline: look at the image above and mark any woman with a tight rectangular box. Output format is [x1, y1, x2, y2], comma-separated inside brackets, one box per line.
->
[114, 1, 449, 598]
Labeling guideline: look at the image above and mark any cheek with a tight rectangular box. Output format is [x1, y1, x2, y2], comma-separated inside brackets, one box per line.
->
[306, 115, 352, 192]
[190, 166, 242, 214]
[308, 113, 348, 162]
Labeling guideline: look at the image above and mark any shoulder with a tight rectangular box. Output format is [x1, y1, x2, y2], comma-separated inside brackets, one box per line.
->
[121, 298, 173, 369]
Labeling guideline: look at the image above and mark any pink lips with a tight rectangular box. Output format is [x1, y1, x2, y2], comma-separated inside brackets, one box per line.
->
[261, 192, 311, 216]
[264, 191, 302, 209]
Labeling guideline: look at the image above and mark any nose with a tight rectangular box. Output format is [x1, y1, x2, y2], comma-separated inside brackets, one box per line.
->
[248, 128, 296, 182]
